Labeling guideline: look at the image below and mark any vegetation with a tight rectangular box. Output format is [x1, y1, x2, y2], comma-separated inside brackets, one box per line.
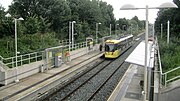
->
[155, 0, 180, 38]
[158, 37, 180, 72]
[155, 0, 180, 78]
[0, 0, 144, 58]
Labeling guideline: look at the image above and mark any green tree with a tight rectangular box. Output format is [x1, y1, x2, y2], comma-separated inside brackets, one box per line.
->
[23, 16, 39, 34]
[155, 0, 180, 38]
[0, 6, 14, 37]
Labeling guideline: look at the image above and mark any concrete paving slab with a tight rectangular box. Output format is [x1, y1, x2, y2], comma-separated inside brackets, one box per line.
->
[108, 65, 144, 101]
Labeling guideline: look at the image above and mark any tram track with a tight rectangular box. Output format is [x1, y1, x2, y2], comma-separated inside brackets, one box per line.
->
[42, 34, 144, 101]
[43, 59, 113, 101]
[0, 33, 144, 101]
[60, 55, 127, 101]
[0, 52, 102, 101]
[43, 53, 126, 101]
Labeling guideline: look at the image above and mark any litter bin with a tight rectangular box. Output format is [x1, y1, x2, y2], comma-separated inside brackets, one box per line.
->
[40, 64, 44, 72]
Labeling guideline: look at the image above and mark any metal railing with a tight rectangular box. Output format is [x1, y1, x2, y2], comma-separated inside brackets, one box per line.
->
[0, 41, 88, 69]
[0, 40, 91, 86]
[69, 42, 87, 51]
[2, 51, 44, 68]
[163, 66, 180, 86]
[59, 39, 69, 45]
[156, 39, 163, 87]
[157, 37, 180, 86]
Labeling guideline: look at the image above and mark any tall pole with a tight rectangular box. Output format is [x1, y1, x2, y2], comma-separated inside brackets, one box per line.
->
[72, 21, 76, 49]
[144, 5, 148, 101]
[115, 24, 119, 36]
[15, 19, 19, 82]
[137, 24, 139, 32]
[96, 23, 98, 43]
[153, 24, 155, 42]
[110, 24, 112, 36]
[115, 24, 116, 36]
[131, 24, 132, 35]
[72, 22, 74, 49]
[167, 20, 170, 44]
[69, 22, 71, 55]
[161, 23, 163, 39]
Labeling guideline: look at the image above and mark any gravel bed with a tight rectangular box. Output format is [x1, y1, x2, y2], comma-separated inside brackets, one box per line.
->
[44, 38, 143, 101]
[90, 62, 130, 101]
[39, 58, 104, 101]
[46, 59, 111, 101]
[90, 39, 143, 101]
[65, 54, 126, 101]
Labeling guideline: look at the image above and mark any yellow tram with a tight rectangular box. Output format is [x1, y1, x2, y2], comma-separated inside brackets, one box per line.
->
[104, 35, 133, 58]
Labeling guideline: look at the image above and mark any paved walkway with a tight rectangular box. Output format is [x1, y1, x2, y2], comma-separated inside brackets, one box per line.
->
[108, 64, 144, 101]
[108, 59, 180, 101]
[0, 49, 103, 101]
[159, 79, 180, 101]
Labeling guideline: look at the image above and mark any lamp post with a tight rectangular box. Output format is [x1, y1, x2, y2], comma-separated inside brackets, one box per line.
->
[14, 17, 24, 82]
[110, 24, 112, 36]
[72, 21, 76, 49]
[161, 23, 163, 39]
[130, 24, 133, 35]
[115, 23, 119, 36]
[120, 2, 177, 101]
[5, 13, 24, 82]
[167, 20, 170, 44]
[69, 21, 72, 61]
[153, 24, 155, 42]
[96, 22, 101, 43]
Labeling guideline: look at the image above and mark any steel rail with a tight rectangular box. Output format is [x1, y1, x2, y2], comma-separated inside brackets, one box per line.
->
[1, 53, 101, 100]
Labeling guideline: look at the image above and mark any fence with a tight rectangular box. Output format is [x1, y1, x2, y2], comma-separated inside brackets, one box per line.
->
[1, 51, 44, 68]
[0, 41, 88, 69]
[157, 37, 180, 86]
[59, 39, 69, 45]
[69, 42, 87, 51]
[162, 66, 180, 86]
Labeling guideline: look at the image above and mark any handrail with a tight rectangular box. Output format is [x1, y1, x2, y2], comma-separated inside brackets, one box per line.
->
[157, 37, 180, 86]
[0, 41, 88, 68]
[158, 45, 163, 75]
[1, 51, 44, 68]
[164, 66, 180, 75]
[0, 61, 9, 70]
[156, 37, 163, 75]
[166, 75, 180, 83]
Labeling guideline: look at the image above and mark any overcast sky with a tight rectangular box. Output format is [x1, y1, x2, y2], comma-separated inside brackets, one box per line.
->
[102, 0, 175, 23]
[0, 0, 175, 23]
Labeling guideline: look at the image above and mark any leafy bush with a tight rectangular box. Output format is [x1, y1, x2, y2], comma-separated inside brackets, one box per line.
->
[158, 36, 180, 72]
[0, 33, 59, 58]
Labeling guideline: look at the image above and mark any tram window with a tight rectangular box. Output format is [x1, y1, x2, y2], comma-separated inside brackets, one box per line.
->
[105, 44, 115, 52]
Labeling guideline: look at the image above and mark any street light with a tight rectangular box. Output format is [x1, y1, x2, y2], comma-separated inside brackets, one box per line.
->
[110, 24, 112, 36]
[161, 23, 163, 39]
[167, 20, 170, 45]
[14, 17, 24, 82]
[72, 21, 76, 49]
[115, 23, 119, 36]
[69, 21, 72, 61]
[120, 2, 177, 101]
[96, 22, 101, 43]
[153, 24, 155, 43]
[5, 13, 24, 82]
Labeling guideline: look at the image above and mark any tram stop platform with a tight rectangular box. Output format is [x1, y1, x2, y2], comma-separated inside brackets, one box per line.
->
[0, 47, 103, 101]
[108, 41, 156, 101]
[108, 64, 145, 101]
